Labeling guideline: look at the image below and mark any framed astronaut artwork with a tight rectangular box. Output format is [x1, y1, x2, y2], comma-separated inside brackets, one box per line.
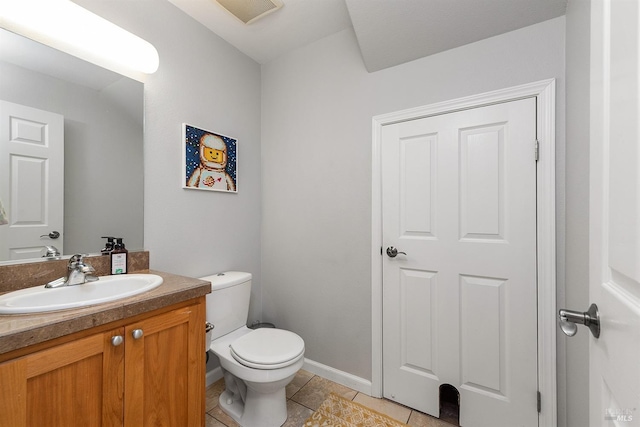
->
[183, 123, 238, 193]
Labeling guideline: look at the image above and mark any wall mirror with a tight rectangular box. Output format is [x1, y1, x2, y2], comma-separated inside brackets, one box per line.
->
[0, 28, 144, 263]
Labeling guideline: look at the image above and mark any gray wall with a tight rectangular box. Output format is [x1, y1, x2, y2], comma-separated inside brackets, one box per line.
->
[75, 0, 263, 322]
[563, 0, 591, 426]
[261, 18, 566, 384]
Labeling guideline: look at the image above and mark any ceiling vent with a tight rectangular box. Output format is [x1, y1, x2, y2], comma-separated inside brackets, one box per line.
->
[214, 0, 284, 24]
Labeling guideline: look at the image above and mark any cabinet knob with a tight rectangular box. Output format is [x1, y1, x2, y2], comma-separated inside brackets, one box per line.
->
[132, 329, 144, 340]
[111, 335, 124, 346]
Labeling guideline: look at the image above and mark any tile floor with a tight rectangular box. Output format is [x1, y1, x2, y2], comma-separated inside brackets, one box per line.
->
[205, 369, 456, 427]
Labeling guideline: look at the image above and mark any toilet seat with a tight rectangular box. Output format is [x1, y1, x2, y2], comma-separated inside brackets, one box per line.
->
[230, 328, 305, 370]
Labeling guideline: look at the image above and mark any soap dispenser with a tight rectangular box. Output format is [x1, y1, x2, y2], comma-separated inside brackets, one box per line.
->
[110, 238, 128, 274]
[101, 236, 115, 255]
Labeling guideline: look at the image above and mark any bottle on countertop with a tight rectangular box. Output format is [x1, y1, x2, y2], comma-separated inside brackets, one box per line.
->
[101, 236, 115, 255]
[110, 238, 128, 275]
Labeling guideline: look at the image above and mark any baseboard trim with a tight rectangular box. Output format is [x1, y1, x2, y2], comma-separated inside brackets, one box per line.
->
[206, 366, 223, 388]
[205, 357, 373, 396]
[303, 358, 372, 396]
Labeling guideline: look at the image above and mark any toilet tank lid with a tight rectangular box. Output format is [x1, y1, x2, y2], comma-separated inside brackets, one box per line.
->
[199, 271, 251, 290]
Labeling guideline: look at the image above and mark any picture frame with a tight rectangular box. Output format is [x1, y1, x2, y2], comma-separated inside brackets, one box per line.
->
[182, 123, 237, 193]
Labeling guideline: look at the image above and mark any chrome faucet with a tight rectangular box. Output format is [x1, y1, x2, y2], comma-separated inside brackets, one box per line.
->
[45, 254, 99, 288]
[42, 245, 61, 259]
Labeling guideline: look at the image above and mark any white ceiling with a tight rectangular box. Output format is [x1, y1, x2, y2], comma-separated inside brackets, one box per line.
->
[169, 0, 567, 72]
[167, 0, 353, 65]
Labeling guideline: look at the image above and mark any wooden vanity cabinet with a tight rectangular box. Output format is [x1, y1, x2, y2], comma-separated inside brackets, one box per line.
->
[0, 297, 205, 427]
[0, 327, 125, 426]
[123, 300, 205, 427]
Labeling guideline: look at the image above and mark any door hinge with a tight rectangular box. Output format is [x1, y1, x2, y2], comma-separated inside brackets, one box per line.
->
[535, 140, 540, 162]
[537, 391, 541, 413]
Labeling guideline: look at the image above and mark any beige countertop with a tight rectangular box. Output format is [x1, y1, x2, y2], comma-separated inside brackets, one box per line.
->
[0, 270, 211, 356]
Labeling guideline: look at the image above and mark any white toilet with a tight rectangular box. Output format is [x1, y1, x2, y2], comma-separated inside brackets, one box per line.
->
[202, 271, 305, 427]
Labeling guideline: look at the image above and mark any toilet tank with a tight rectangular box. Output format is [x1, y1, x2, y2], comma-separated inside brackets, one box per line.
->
[201, 271, 252, 341]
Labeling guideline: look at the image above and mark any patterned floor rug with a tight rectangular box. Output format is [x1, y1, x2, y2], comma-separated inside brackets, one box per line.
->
[303, 393, 409, 427]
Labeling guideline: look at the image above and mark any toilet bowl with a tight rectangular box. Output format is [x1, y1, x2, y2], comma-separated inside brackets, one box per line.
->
[202, 272, 305, 427]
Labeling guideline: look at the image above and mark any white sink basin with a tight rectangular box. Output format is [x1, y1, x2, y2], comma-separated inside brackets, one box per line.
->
[0, 274, 163, 314]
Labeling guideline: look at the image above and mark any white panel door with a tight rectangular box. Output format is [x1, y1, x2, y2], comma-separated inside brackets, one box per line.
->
[589, 1, 640, 425]
[382, 98, 538, 426]
[0, 101, 64, 260]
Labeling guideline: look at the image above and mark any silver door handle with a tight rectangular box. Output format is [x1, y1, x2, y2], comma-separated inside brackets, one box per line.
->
[386, 246, 407, 258]
[558, 303, 600, 338]
[132, 329, 144, 340]
[40, 231, 60, 239]
[111, 335, 124, 346]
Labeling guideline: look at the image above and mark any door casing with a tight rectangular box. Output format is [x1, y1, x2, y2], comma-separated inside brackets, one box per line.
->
[371, 79, 557, 427]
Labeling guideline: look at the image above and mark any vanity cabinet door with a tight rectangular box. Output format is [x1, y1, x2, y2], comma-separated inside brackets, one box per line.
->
[0, 327, 125, 427]
[123, 301, 205, 427]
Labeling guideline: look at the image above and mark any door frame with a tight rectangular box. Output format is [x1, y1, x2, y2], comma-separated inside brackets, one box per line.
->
[371, 79, 556, 427]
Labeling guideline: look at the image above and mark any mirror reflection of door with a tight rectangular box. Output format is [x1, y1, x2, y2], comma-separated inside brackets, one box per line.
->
[0, 100, 64, 261]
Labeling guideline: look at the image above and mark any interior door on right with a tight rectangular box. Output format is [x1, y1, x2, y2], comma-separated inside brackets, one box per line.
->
[382, 98, 538, 426]
[589, 1, 640, 425]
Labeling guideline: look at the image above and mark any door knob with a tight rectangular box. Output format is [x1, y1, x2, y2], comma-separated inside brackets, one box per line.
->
[386, 246, 407, 258]
[132, 329, 144, 340]
[558, 303, 600, 338]
[111, 335, 124, 346]
[40, 231, 60, 239]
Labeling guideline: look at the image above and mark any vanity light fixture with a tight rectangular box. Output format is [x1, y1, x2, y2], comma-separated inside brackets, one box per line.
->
[0, 0, 159, 75]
